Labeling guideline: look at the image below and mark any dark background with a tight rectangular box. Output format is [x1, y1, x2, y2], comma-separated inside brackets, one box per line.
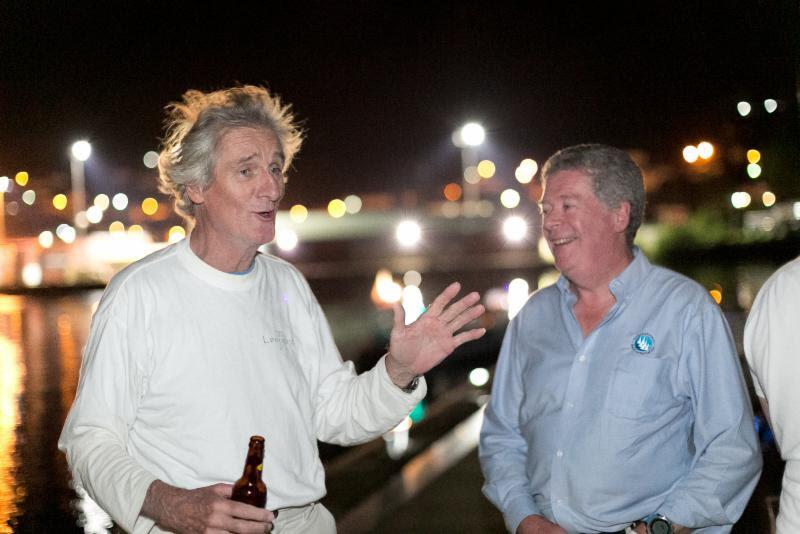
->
[2, 1, 798, 208]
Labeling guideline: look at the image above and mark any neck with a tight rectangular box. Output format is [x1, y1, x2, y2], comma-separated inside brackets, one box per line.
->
[189, 225, 258, 273]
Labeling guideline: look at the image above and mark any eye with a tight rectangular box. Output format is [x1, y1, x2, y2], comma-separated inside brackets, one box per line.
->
[239, 167, 253, 178]
[269, 164, 284, 178]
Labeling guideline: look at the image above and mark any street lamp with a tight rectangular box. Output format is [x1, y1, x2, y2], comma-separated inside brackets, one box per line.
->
[452, 122, 485, 215]
[70, 140, 92, 233]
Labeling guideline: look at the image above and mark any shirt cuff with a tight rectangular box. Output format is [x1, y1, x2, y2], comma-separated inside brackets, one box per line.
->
[503, 494, 541, 534]
[377, 354, 427, 402]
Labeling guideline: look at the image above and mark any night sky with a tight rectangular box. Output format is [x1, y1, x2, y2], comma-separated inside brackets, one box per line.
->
[2, 1, 797, 207]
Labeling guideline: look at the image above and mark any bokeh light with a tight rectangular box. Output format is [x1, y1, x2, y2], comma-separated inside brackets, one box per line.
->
[697, 141, 714, 160]
[507, 278, 530, 319]
[141, 197, 159, 216]
[276, 229, 299, 251]
[71, 140, 92, 161]
[682, 145, 699, 163]
[443, 183, 462, 202]
[746, 149, 761, 164]
[327, 199, 346, 218]
[460, 123, 485, 146]
[38, 231, 54, 248]
[86, 205, 103, 224]
[14, 171, 29, 186]
[143, 151, 159, 169]
[515, 159, 538, 184]
[477, 160, 496, 179]
[112, 193, 128, 210]
[53, 194, 68, 210]
[464, 165, 480, 184]
[500, 189, 521, 209]
[0, 176, 9, 193]
[502, 215, 527, 242]
[403, 270, 422, 287]
[468, 367, 490, 387]
[168, 226, 186, 243]
[731, 192, 751, 209]
[289, 204, 308, 223]
[764, 99, 778, 113]
[747, 163, 762, 179]
[762, 191, 776, 207]
[22, 190, 35, 205]
[344, 194, 362, 214]
[109, 221, 126, 234]
[737, 101, 752, 117]
[93, 193, 110, 210]
[128, 224, 144, 236]
[396, 220, 421, 247]
[21, 263, 43, 287]
[56, 223, 76, 243]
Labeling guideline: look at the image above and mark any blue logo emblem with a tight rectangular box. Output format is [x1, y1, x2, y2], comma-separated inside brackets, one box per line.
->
[632, 333, 655, 354]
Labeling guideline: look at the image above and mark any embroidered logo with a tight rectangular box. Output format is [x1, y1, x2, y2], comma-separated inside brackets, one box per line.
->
[263, 330, 293, 351]
[632, 333, 655, 354]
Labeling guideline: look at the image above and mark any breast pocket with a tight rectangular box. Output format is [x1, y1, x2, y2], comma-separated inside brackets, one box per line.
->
[606, 353, 675, 420]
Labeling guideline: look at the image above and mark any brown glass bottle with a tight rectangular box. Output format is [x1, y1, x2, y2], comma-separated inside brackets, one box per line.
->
[231, 435, 267, 507]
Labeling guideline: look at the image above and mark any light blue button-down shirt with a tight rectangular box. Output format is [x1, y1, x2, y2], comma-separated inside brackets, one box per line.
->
[479, 250, 761, 533]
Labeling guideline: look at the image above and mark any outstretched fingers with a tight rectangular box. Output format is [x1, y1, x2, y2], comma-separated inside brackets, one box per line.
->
[425, 282, 462, 317]
[439, 290, 482, 324]
[453, 326, 487, 348]
[446, 301, 486, 333]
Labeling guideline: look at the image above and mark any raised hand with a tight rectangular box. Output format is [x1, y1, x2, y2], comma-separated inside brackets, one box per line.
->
[385, 282, 485, 388]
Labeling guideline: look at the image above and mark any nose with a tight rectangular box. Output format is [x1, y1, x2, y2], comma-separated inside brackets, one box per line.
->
[542, 210, 560, 233]
[257, 170, 284, 202]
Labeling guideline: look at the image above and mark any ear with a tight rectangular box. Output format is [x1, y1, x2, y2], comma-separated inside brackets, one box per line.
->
[186, 183, 205, 205]
[613, 201, 631, 234]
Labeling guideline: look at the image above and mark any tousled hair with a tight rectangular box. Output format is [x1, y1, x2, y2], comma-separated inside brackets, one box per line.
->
[157, 85, 304, 220]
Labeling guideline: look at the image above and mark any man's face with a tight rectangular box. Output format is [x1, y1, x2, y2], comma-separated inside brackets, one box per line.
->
[540, 169, 629, 285]
[189, 127, 285, 254]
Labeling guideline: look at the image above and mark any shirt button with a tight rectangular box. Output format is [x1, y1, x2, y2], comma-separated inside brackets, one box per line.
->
[556, 450, 563, 457]
[578, 354, 586, 362]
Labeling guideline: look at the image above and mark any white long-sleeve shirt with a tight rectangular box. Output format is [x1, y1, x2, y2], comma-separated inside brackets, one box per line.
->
[744, 255, 800, 534]
[59, 237, 425, 533]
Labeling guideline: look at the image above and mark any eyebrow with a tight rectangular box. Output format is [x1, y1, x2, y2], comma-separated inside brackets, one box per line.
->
[235, 152, 286, 166]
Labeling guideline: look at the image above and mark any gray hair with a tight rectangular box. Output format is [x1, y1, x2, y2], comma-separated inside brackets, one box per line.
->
[541, 144, 645, 247]
[157, 85, 304, 220]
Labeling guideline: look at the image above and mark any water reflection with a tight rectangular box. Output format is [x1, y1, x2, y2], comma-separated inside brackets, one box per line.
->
[0, 291, 100, 532]
[0, 296, 24, 533]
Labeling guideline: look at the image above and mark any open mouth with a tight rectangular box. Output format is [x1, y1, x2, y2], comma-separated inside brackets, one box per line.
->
[550, 236, 575, 246]
[254, 209, 275, 221]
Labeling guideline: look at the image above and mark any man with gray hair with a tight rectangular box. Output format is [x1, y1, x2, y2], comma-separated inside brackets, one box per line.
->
[480, 144, 761, 533]
[59, 85, 486, 534]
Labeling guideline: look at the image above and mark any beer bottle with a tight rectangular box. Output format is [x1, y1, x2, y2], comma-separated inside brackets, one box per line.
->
[231, 435, 267, 507]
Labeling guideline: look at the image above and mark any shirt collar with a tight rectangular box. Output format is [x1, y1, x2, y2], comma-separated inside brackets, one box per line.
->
[555, 247, 652, 303]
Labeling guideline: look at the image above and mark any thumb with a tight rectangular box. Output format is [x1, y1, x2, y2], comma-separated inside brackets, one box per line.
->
[211, 483, 233, 497]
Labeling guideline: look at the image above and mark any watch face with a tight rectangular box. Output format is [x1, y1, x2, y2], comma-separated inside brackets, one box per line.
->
[649, 518, 672, 534]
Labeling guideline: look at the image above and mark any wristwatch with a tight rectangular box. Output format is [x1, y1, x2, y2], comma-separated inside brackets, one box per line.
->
[401, 375, 420, 393]
[635, 513, 673, 534]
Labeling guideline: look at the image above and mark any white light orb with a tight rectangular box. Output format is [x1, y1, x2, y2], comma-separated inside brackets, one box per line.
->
[737, 101, 752, 117]
[502, 215, 527, 242]
[460, 123, 485, 147]
[112, 193, 129, 210]
[468, 367, 490, 387]
[276, 229, 299, 251]
[396, 220, 422, 247]
[143, 151, 159, 169]
[71, 140, 92, 162]
[500, 189, 521, 208]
